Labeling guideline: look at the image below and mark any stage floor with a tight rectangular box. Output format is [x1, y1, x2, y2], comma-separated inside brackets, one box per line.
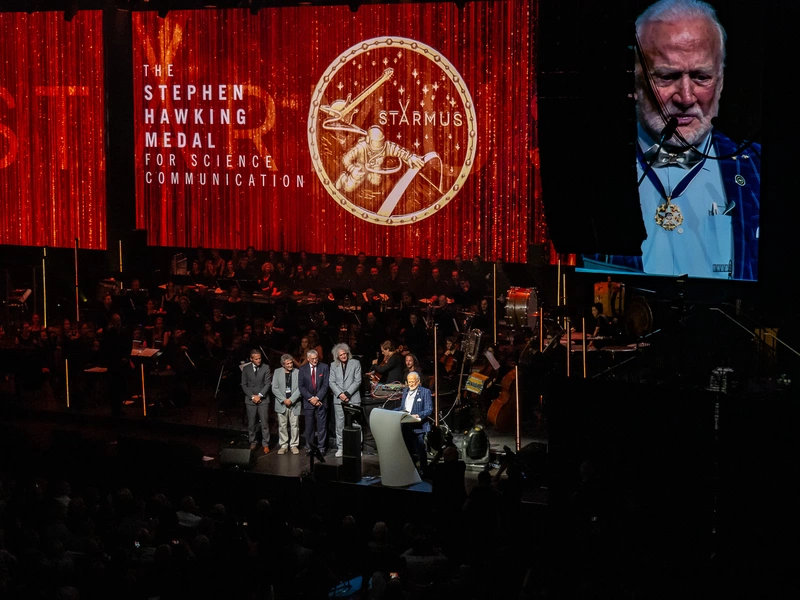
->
[1, 379, 550, 505]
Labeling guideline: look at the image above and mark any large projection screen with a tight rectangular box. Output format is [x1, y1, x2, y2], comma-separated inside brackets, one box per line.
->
[578, 0, 762, 282]
[131, 2, 540, 261]
[0, 11, 107, 250]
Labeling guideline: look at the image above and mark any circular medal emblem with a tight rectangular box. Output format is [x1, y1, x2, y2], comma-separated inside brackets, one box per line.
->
[308, 37, 477, 225]
[655, 201, 684, 231]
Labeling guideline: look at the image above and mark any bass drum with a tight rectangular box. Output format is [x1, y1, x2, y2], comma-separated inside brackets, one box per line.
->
[504, 287, 538, 329]
[624, 296, 653, 338]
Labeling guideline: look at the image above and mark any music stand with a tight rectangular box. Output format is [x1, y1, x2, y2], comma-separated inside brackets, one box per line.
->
[207, 360, 228, 425]
[129, 345, 163, 416]
[237, 279, 262, 295]
[171, 274, 195, 287]
[331, 287, 354, 304]
[215, 277, 237, 292]
[342, 404, 367, 428]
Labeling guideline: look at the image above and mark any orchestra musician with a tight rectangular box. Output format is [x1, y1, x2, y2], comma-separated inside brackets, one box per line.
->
[370, 340, 404, 384]
[403, 352, 423, 383]
[439, 336, 462, 376]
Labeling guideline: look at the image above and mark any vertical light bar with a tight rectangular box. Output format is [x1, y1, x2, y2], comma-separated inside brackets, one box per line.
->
[65, 358, 70, 408]
[74, 238, 80, 322]
[433, 324, 438, 427]
[141, 363, 147, 417]
[514, 364, 521, 452]
[582, 317, 587, 378]
[493, 265, 497, 345]
[42, 247, 47, 329]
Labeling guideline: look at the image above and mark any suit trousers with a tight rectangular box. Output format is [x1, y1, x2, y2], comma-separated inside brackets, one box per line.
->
[277, 410, 300, 449]
[246, 401, 270, 447]
[402, 425, 428, 469]
[304, 405, 328, 452]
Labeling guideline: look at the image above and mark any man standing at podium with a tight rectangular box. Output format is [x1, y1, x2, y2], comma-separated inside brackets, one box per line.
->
[241, 349, 272, 453]
[393, 372, 433, 470]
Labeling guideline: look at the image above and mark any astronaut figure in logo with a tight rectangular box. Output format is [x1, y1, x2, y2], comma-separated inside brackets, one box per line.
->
[336, 125, 425, 193]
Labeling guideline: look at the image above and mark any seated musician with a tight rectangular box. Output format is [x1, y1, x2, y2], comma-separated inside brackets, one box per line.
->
[222, 260, 237, 279]
[290, 264, 308, 294]
[370, 340, 404, 385]
[305, 265, 325, 294]
[471, 297, 494, 332]
[400, 312, 429, 359]
[357, 287, 384, 317]
[403, 352, 424, 383]
[292, 336, 311, 369]
[439, 336, 463, 377]
[273, 262, 289, 289]
[259, 262, 279, 296]
[210, 249, 226, 277]
[189, 259, 204, 284]
[589, 302, 613, 349]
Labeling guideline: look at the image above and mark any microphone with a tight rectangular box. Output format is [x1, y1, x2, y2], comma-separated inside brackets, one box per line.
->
[639, 116, 680, 188]
[658, 116, 679, 145]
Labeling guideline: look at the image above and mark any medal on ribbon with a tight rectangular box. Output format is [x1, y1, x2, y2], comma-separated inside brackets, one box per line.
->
[655, 198, 683, 231]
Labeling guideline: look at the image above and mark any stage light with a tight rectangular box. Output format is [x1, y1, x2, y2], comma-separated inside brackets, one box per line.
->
[462, 424, 490, 467]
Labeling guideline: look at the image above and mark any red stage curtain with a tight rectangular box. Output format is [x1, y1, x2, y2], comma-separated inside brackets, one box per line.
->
[132, 2, 544, 262]
[0, 11, 106, 250]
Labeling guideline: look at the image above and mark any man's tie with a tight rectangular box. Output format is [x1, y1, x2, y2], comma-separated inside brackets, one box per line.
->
[311, 366, 316, 391]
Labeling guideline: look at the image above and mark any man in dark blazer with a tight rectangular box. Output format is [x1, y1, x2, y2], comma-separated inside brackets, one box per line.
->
[272, 353, 302, 455]
[299, 348, 330, 455]
[329, 342, 363, 458]
[241, 348, 272, 453]
[393, 371, 434, 469]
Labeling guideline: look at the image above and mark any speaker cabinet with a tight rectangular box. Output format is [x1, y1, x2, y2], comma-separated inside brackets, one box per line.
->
[220, 448, 253, 470]
[340, 427, 362, 483]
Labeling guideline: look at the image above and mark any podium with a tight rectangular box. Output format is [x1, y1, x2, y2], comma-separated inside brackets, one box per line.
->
[369, 408, 421, 487]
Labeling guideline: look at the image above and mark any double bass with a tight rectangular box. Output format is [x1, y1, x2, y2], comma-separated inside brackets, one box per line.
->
[486, 366, 516, 433]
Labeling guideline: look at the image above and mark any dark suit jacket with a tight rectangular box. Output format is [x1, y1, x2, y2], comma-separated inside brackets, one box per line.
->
[299, 361, 330, 410]
[241, 362, 272, 406]
[394, 385, 433, 434]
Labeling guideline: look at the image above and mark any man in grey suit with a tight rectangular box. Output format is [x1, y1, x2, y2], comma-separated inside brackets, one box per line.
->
[241, 348, 272, 453]
[272, 353, 302, 455]
[329, 343, 363, 458]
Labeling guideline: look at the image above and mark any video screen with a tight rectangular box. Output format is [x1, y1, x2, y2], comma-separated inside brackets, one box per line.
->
[131, 2, 538, 261]
[579, 0, 761, 281]
[0, 11, 106, 249]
